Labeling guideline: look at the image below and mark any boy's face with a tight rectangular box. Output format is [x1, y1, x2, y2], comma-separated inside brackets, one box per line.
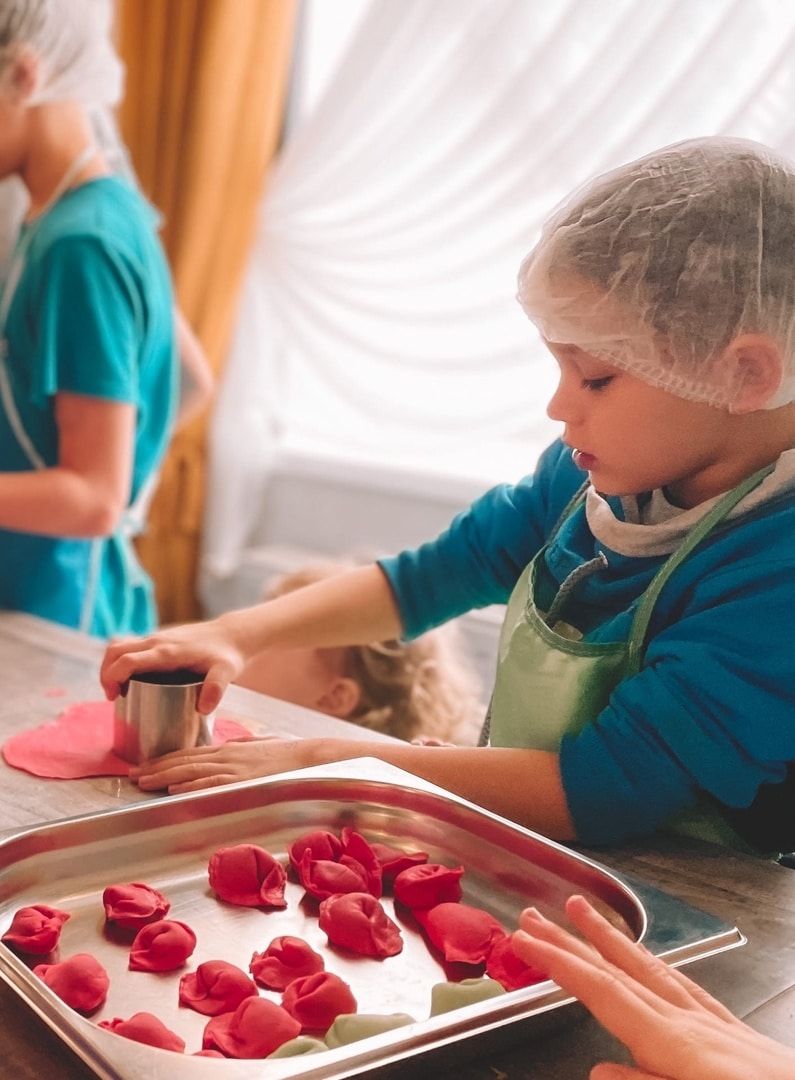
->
[543, 341, 738, 508]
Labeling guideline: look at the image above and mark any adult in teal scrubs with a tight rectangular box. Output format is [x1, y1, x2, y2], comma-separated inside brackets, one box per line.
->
[0, 0, 178, 637]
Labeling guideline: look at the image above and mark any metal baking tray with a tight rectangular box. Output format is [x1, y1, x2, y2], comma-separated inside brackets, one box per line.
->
[0, 758, 744, 1078]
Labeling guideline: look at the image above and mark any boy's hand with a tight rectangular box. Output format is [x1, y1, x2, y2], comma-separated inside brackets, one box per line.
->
[128, 735, 310, 794]
[100, 619, 246, 715]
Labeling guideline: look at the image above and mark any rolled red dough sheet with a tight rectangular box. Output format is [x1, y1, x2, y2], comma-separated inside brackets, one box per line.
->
[1, 699, 252, 779]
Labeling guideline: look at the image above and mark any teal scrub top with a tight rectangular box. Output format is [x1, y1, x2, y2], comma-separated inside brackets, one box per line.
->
[0, 176, 177, 637]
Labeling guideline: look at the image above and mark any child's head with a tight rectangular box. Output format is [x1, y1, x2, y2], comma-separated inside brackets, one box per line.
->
[0, 0, 121, 108]
[517, 136, 795, 412]
[237, 560, 486, 746]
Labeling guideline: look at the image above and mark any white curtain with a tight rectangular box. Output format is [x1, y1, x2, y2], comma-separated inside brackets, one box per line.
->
[202, 0, 795, 585]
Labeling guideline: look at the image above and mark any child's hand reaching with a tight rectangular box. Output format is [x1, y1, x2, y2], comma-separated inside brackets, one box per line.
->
[512, 894, 795, 1080]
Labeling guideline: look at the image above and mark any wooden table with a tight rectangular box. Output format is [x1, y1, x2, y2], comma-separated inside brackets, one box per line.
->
[1, 612, 794, 1078]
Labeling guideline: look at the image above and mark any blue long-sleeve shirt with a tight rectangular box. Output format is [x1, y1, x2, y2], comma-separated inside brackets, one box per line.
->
[380, 439, 795, 846]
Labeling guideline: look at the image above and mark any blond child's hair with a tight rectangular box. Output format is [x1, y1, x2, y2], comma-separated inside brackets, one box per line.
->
[266, 560, 486, 746]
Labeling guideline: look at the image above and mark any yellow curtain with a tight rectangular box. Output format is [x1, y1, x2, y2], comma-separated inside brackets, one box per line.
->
[114, 0, 299, 622]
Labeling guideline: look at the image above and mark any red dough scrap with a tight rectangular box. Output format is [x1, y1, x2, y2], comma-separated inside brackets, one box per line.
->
[281, 970, 357, 1032]
[318, 892, 403, 958]
[102, 882, 170, 930]
[414, 903, 506, 965]
[249, 935, 325, 991]
[129, 919, 197, 972]
[487, 934, 548, 991]
[179, 960, 259, 1015]
[208, 844, 287, 908]
[202, 996, 301, 1058]
[393, 863, 465, 909]
[1, 903, 71, 955]
[295, 827, 382, 901]
[33, 953, 110, 1014]
[99, 1011, 186, 1053]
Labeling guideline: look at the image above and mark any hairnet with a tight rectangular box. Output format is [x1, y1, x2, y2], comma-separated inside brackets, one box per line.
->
[0, 0, 123, 108]
[517, 136, 795, 410]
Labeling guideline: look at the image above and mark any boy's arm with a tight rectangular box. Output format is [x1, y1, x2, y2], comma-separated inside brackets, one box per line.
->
[381, 438, 582, 639]
[561, 542, 795, 848]
[101, 564, 405, 712]
[130, 738, 577, 841]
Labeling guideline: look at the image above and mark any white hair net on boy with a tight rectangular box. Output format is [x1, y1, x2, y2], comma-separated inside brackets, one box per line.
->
[517, 137, 795, 410]
[0, 0, 122, 108]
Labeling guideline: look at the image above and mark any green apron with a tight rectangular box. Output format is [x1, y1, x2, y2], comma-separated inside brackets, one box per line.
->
[487, 465, 774, 847]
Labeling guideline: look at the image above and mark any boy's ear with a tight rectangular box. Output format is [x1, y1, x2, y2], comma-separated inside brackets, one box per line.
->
[317, 676, 361, 719]
[726, 334, 784, 414]
[2, 44, 39, 105]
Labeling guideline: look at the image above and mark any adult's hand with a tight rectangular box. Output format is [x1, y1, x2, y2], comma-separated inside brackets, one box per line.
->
[512, 894, 795, 1080]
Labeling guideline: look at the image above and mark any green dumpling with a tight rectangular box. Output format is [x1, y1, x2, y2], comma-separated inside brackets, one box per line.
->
[267, 1035, 328, 1058]
[325, 1012, 417, 1048]
[430, 977, 506, 1016]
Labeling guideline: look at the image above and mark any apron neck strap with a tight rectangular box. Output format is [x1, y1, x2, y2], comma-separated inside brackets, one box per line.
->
[626, 462, 777, 674]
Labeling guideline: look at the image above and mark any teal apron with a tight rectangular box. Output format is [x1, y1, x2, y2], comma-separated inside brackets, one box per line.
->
[487, 466, 774, 848]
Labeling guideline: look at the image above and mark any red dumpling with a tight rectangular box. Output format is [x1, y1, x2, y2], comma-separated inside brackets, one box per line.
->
[296, 851, 371, 901]
[488, 934, 548, 991]
[249, 935, 325, 991]
[33, 953, 109, 1013]
[102, 882, 170, 930]
[1, 903, 70, 955]
[202, 996, 301, 1058]
[393, 863, 464, 909]
[318, 892, 403, 958]
[208, 844, 287, 908]
[369, 842, 429, 888]
[287, 830, 343, 871]
[129, 919, 197, 972]
[414, 903, 506, 965]
[99, 1011, 186, 1053]
[179, 960, 259, 1015]
[281, 970, 357, 1032]
[296, 828, 382, 901]
[339, 828, 383, 895]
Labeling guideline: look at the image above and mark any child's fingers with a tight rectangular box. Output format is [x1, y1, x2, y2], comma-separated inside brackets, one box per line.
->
[518, 905, 602, 965]
[512, 928, 770, 1080]
[563, 896, 740, 1025]
[516, 901, 721, 1024]
[511, 927, 676, 1052]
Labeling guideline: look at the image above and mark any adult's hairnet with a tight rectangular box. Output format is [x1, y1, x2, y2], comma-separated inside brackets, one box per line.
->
[0, 0, 123, 109]
[517, 136, 795, 410]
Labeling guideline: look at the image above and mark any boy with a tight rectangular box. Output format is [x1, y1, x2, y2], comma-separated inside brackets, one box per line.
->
[101, 137, 795, 854]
